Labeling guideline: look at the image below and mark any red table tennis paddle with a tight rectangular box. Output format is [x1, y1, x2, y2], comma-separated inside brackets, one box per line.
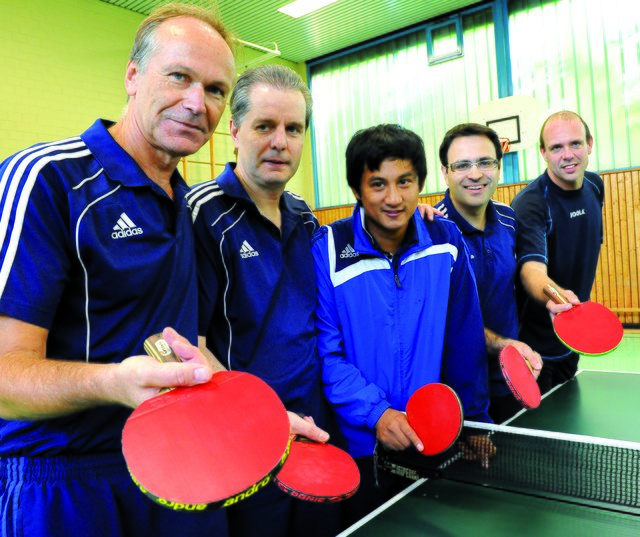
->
[499, 345, 541, 409]
[122, 336, 291, 510]
[544, 284, 624, 356]
[406, 383, 463, 456]
[274, 437, 360, 502]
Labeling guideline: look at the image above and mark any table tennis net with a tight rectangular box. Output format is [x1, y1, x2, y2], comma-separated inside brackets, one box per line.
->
[376, 421, 640, 515]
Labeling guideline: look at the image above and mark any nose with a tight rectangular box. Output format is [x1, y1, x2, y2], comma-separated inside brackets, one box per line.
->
[270, 125, 287, 151]
[467, 164, 483, 179]
[560, 145, 574, 160]
[386, 184, 402, 205]
[183, 85, 206, 115]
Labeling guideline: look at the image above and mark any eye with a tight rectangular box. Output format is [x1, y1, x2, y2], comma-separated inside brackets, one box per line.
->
[450, 161, 472, 173]
[169, 72, 187, 82]
[477, 159, 499, 171]
[206, 85, 225, 98]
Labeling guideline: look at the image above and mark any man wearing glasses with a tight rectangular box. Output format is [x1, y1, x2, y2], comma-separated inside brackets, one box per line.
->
[435, 123, 542, 423]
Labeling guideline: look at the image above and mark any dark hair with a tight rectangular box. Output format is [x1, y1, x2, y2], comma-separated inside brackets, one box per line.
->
[231, 65, 313, 129]
[539, 111, 593, 150]
[438, 123, 502, 167]
[130, 2, 234, 72]
[346, 124, 427, 196]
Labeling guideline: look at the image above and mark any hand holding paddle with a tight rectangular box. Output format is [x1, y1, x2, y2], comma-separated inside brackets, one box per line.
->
[499, 345, 541, 409]
[376, 408, 424, 452]
[406, 383, 463, 456]
[543, 284, 623, 355]
[288, 412, 330, 443]
[122, 334, 291, 511]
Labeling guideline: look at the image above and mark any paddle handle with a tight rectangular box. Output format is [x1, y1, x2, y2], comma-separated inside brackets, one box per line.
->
[543, 284, 569, 305]
[144, 334, 181, 363]
[144, 334, 181, 393]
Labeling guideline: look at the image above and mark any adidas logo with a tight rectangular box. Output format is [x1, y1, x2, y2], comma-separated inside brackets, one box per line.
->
[239, 240, 259, 259]
[340, 244, 358, 258]
[112, 213, 144, 239]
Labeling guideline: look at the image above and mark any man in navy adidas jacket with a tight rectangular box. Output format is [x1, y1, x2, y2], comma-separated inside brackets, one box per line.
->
[187, 65, 340, 537]
[0, 5, 235, 536]
[311, 124, 491, 525]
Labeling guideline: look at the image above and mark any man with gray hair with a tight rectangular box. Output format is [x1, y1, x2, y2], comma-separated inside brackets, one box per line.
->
[0, 4, 235, 536]
[187, 64, 340, 537]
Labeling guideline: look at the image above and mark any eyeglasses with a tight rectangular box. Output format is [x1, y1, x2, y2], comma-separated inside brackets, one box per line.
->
[447, 159, 500, 173]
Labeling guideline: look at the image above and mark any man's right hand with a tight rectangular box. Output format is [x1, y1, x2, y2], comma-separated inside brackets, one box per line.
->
[288, 412, 330, 443]
[375, 408, 424, 452]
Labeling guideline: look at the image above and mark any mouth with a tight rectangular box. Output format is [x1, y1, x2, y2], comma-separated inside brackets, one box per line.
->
[463, 182, 490, 192]
[263, 158, 289, 167]
[168, 117, 206, 134]
[561, 163, 579, 173]
[383, 209, 404, 218]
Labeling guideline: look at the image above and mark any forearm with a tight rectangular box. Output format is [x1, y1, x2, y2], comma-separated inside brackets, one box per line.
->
[484, 328, 508, 357]
[519, 261, 559, 304]
[0, 353, 119, 420]
[0, 320, 214, 421]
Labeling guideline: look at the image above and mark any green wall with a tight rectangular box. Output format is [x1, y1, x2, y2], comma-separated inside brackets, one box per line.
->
[0, 0, 142, 156]
[0, 0, 315, 204]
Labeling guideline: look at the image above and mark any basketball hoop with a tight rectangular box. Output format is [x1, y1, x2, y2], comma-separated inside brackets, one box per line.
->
[499, 137, 511, 154]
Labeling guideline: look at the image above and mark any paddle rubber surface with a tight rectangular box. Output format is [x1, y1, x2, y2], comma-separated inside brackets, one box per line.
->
[499, 345, 541, 409]
[122, 370, 291, 510]
[275, 439, 360, 502]
[406, 383, 463, 456]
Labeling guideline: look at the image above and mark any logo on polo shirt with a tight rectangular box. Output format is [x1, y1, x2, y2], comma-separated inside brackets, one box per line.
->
[340, 244, 358, 258]
[240, 240, 259, 258]
[112, 213, 144, 239]
[570, 209, 586, 218]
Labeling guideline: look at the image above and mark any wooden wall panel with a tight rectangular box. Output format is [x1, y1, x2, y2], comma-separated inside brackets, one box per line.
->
[313, 169, 640, 324]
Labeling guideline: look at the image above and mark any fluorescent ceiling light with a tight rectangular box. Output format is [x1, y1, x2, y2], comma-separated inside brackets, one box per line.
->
[278, 0, 339, 18]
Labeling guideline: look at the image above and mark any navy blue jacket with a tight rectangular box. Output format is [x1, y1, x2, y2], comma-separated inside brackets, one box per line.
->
[435, 190, 518, 396]
[187, 164, 331, 426]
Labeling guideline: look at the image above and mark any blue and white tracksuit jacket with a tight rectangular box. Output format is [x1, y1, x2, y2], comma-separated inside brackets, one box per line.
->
[311, 205, 491, 458]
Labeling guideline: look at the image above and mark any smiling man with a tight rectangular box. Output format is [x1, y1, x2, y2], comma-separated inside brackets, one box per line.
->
[511, 111, 603, 393]
[434, 123, 541, 423]
[311, 124, 491, 526]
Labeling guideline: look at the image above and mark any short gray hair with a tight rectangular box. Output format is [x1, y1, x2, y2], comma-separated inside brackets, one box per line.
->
[230, 65, 313, 129]
[130, 2, 234, 72]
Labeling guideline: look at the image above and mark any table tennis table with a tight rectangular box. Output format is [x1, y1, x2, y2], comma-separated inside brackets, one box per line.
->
[338, 369, 640, 537]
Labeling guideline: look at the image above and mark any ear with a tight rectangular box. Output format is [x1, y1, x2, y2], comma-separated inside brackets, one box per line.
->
[539, 144, 548, 163]
[230, 119, 240, 151]
[124, 60, 139, 98]
[441, 165, 450, 186]
[586, 136, 594, 154]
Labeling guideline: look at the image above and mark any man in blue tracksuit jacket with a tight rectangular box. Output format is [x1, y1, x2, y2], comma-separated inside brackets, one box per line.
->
[311, 124, 491, 527]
